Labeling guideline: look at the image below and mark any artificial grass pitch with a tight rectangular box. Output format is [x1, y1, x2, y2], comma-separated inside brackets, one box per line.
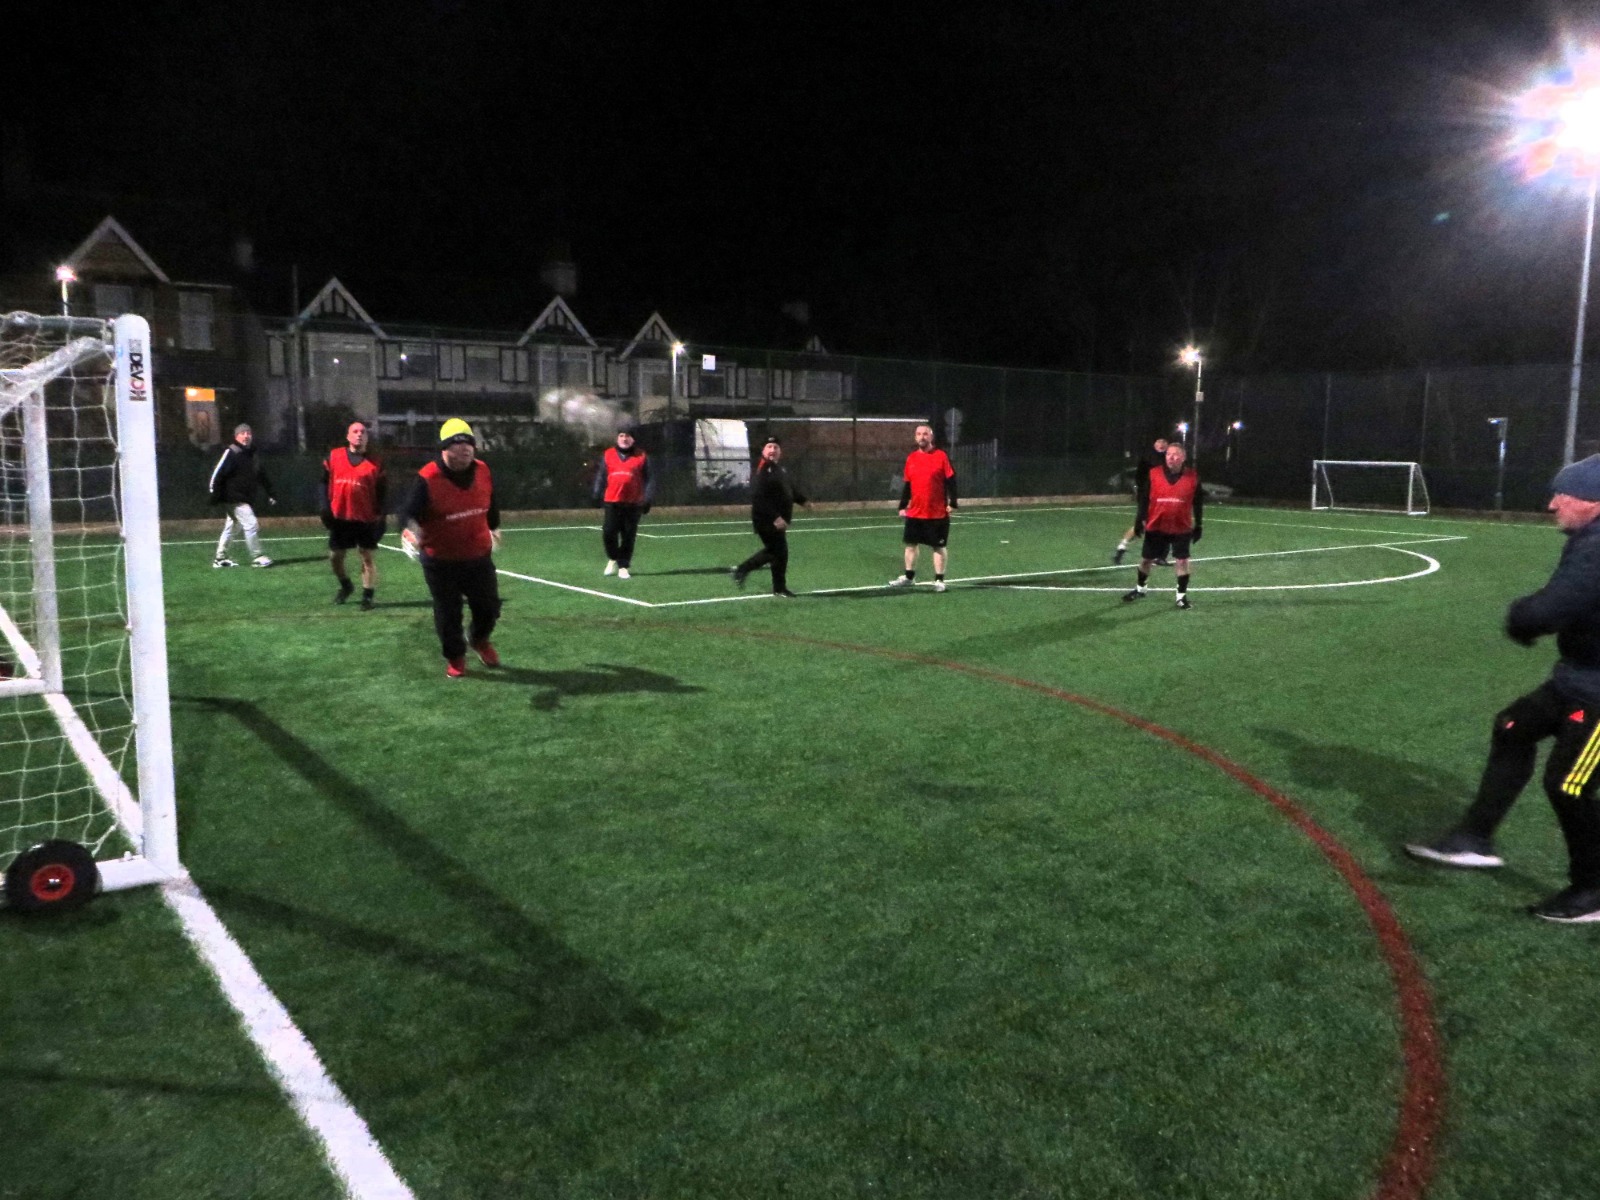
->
[6, 503, 1600, 1199]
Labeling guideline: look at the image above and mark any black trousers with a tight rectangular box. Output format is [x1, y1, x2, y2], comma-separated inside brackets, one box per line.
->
[1461, 679, 1600, 887]
[422, 556, 501, 660]
[736, 521, 789, 592]
[603, 503, 643, 567]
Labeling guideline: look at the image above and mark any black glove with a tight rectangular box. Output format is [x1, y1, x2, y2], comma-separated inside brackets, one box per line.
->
[1133, 519, 1145, 536]
[1506, 618, 1538, 647]
[373, 515, 389, 540]
[641, 503, 652, 516]
[319, 508, 335, 530]
[1191, 526, 1202, 543]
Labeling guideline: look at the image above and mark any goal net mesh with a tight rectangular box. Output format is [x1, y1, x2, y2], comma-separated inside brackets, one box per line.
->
[1312, 460, 1430, 516]
[0, 314, 134, 874]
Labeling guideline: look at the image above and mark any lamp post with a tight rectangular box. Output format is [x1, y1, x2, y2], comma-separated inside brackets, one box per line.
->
[1511, 47, 1600, 465]
[1179, 346, 1203, 460]
[55, 266, 76, 317]
[1489, 416, 1509, 510]
[670, 341, 685, 422]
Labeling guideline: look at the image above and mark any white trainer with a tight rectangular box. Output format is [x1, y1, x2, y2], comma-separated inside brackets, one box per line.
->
[603, 560, 617, 576]
[888, 576, 912, 587]
[618, 567, 631, 579]
[933, 580, 947, 593]
[251, 555, 273, 568]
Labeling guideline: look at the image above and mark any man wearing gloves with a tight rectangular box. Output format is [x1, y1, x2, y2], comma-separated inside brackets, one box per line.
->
[398, 419, 503, 678]
[1406, 454, 1600, 923]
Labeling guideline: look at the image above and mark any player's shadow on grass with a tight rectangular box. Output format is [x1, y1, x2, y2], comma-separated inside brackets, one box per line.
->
[638, 566, 736, 577]
[476, 663, 704, 711]
[939, 604, 1167, 658]
[260, 555, 325, 567]
[1253, 726, 1548, 890]
[171, 694, 663, 1095]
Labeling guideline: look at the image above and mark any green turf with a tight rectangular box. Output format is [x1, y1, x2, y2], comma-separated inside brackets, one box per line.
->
[5, 501, 1599, 1198]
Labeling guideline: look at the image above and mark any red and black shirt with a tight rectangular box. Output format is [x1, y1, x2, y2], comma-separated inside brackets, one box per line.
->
[323, 447, 387, 522]
[1139, 466, 1203, 535]
[593, 447, 653, 505]
[399, 457, 500, 562]
[900, 448, 957, 518]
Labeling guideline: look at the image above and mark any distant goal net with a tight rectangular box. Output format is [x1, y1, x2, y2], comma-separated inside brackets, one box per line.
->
[0, 313, 181, 909]
[1311, 460, 1430, 516]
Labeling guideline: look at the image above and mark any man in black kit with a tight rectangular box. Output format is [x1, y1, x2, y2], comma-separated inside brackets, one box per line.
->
[731, 438, 809, 597]
[1404, 454, 1600, 923]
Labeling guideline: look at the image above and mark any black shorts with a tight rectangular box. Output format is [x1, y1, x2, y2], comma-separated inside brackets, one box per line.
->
[1141, 531, 1192, 561]
[328, 518, 382, 551]
[903, 516, 950, 548]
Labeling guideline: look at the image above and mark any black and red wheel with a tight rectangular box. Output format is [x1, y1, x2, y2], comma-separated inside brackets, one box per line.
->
[4, 840, 99, 914]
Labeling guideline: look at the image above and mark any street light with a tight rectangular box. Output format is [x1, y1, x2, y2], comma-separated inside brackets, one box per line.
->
[670, 341, 685, 420]
[1178, 346, 1203, 460]
[54, 265, 76, 317]
[1510, 46, 1600, 465]
[1489, 416, 1509, 510]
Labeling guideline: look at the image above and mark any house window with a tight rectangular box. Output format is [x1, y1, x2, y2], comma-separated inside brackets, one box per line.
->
[561, 350, 592, 387]
[400, 343, 436, 380]
[94, 284, 135, 319]
[500, 349, 530, 383]
[179, 291, 215, 351]
[379, 343, 405, 379]
[465, 346, 498, 384]
[438, 345, 466, 381]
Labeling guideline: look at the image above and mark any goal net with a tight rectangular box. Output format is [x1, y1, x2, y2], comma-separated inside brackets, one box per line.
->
[1311, 460, 1430, 516]
[0, 312, 180, 901]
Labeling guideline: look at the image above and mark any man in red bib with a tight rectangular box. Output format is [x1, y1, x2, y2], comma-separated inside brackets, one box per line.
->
[322, 420, 387, 610]
[1122, 441, 1203, 609]
[887, 424, 958, 593]
[591, 426, 653, 579]
[399, 419, 503, 677]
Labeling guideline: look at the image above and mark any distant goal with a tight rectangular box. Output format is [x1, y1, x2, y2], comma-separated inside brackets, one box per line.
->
[1311, 460, 1430, 516]
[0, 312, 182, 910]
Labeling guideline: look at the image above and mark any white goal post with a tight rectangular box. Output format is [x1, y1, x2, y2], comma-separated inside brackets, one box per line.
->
[1311, 460, 1430, 516]
[0, 312, 182, 902]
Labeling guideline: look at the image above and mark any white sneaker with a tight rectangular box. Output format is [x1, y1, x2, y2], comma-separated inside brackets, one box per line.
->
[603, 560, 617, 576]
[251, 555, 273, 568]
[933, 580, 946, 593]
[888, 575, 912, 587]
[618, 567, 631, 579]
[212, 557, 237, 569]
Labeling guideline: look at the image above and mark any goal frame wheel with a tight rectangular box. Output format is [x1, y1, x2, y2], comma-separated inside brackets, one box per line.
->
[4, 839, 100, 914]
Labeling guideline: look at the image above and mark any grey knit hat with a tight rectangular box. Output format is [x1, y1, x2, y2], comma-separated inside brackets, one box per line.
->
[1552, 454, 1600, 501]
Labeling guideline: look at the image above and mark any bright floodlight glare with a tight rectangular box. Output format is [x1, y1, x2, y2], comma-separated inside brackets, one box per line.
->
[55, 265, 76, 283]
[1231, 421, 1244, 430]
[1176, 421, 1189, 433]
[1512, 46, 1600, 180]
[1178, 346, 1201, 366]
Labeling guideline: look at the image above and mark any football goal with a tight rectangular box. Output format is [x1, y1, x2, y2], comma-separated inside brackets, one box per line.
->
[0, 312, 181, 911]
[1311, 460, 1430, 516]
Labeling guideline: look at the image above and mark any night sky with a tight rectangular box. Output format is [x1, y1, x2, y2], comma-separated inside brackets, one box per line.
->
[22, 1, 1600, 372]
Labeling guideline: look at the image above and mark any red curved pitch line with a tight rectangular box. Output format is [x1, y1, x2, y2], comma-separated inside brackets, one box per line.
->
[661, 622, 1445, 1200]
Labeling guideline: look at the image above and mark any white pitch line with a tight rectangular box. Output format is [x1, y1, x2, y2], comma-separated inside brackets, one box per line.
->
[494, 568, 656, 607]
[163, 879, 414, 1200]
[994, 546, 1443, 592]
[804, 535, 1465, 593]
[639, 519, 1015, 540]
